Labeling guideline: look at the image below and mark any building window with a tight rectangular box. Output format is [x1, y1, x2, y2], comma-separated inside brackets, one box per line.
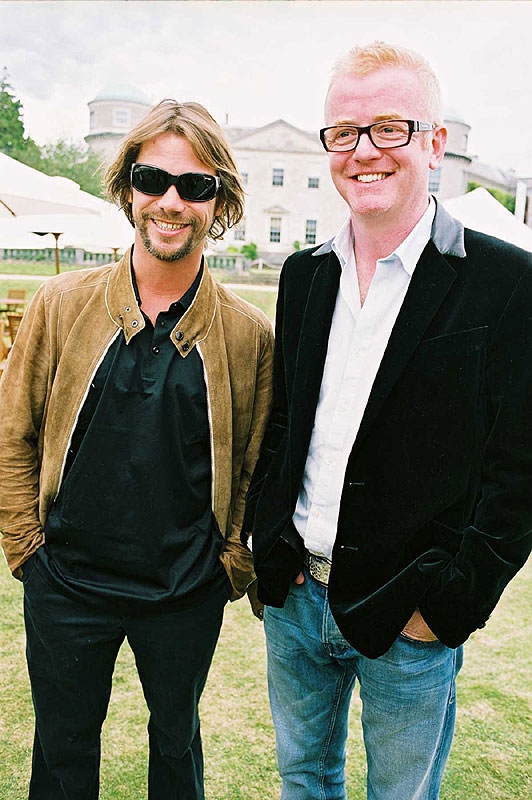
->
[234, 219, 246, 241]
[308, 176, 319, 189]
[241, 171, 248, 186]
[272, 168, 284, 187]
[428, 166, 441, 193]
[113, 108, 130, 128]
[270, 217, 282, 243]
[305, 219, 317, 245]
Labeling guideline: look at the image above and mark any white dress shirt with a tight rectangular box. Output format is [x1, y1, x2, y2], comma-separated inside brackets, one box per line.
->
[293, 199, 436, 559]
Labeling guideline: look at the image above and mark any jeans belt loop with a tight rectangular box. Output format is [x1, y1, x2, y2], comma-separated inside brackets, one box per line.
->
[304, 549, 332, 586]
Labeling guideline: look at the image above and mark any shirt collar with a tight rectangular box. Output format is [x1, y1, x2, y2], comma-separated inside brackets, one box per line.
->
[388, 197, 435, 276]
[313, 195, 466, 261]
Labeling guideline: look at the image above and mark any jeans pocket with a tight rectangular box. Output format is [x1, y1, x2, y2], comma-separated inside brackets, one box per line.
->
[21, 551, 38, 585]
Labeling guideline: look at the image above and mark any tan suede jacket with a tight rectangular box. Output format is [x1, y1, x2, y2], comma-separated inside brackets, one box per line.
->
[0, 250, 273, 599]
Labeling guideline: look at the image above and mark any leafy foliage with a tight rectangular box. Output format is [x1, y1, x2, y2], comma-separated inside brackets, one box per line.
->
[0, 67, 40, 165]
[38, 139, 105, 198]
[240, 242, 258, 260]
[0, 68, 104, 198]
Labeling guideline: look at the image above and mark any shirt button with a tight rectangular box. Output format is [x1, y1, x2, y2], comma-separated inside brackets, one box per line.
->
[182, 342, 190, 352]
[152, 346, 160, 355]
[175, 330, 184, 341]
[131, 319, 139, 328]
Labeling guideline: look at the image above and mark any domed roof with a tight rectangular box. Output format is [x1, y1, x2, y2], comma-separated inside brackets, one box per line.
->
[92, 84, 151, 105]
[443, 105, 468, 125]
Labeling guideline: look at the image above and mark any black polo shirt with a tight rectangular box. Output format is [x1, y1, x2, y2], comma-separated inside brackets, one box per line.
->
[43, 262, 228, 605]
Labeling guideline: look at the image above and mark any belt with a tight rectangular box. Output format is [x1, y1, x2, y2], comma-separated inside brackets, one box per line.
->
[304, 550, 332, 586]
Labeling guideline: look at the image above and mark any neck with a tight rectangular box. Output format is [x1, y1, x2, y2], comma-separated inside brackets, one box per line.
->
[133, 243, 202, 296]
[351, 197, 430, 265]
[131, 244, 203, 324]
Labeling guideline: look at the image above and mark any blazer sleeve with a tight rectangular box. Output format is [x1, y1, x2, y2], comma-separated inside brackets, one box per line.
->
[419, 265, 532, 646]
[242, 263, 289, 538]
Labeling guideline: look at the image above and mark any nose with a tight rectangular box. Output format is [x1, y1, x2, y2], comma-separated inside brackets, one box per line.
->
[352, 131, 382, 160]
[159, 184, 187, 213]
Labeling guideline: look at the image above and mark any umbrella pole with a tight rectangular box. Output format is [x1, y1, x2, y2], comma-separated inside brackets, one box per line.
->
[53, 233, 61, 274]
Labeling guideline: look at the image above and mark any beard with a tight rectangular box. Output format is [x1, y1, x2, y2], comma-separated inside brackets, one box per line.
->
[134, 209, 211, 263]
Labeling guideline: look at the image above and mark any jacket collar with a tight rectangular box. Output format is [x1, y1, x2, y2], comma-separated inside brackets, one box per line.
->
[312, 196, 466, 260]
[105, 247, 217, 356]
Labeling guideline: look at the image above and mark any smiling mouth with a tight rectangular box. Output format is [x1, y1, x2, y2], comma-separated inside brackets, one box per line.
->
[353, 173, 392, 183]
[152, 218, 189, 232]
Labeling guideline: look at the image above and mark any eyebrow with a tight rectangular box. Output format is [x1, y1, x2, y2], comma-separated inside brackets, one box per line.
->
[331, 114, 403, 126]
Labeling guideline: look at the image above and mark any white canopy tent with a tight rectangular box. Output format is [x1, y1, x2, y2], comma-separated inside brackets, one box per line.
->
[442, 187, 532, 253]
[0, 209, 134, 272]
[0, 152, 107, 217]
[0, 152, 135, 270]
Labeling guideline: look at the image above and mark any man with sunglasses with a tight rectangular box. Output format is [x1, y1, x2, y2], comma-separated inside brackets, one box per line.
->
[244, 43, 532, 799]
[0, 99, 273, 799]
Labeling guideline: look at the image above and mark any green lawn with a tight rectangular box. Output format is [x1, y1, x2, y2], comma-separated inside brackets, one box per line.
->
[0, 559, 530, 798]
[0, 260, 84, 276]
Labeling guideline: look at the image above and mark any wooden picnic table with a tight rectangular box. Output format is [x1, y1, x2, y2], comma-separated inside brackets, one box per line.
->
[0, 297, 26, 313]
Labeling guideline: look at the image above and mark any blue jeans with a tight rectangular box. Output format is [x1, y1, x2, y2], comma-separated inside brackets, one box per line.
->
[264, 569, 463, 800]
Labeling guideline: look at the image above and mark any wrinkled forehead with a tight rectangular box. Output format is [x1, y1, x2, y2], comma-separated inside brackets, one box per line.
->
[325, 67, 429, 125]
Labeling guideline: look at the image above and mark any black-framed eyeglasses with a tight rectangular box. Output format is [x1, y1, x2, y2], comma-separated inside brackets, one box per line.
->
[130, 163, 221, 201]
[319, 120, 435, 153]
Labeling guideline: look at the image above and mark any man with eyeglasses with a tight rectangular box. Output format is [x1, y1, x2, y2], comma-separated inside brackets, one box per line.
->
[244, 42, 532, 800]
[0, 99, 273, 799]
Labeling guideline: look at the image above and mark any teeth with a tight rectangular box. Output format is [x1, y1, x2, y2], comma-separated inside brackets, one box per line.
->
[355, 173, 389, 183]
[155, 220, 187, 230]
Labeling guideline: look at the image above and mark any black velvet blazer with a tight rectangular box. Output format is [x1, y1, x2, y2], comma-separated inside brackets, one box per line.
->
[244, 202, 532, 658]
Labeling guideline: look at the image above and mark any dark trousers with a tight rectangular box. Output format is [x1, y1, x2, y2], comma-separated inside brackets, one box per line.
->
[22, 553, 228, 800]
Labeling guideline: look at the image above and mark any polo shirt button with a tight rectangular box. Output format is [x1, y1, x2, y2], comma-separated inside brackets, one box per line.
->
[182, 342, 190, 352]
[152, 346, 160, 355]
[176, 330, 184, 341]
[131, 319, 139, 328]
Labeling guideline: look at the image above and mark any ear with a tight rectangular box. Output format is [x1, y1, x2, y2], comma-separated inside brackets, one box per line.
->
[429, 125, 447, 170]
[214, 198, 224, 218]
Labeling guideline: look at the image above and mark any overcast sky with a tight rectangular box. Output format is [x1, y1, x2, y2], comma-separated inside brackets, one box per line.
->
[1, 1, 532, 174]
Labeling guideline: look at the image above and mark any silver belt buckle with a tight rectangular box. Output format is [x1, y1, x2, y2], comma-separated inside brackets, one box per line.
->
[304, 550, 332, 586]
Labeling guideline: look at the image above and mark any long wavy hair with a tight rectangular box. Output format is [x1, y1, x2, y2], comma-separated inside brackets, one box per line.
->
[105, 99, 244, 240]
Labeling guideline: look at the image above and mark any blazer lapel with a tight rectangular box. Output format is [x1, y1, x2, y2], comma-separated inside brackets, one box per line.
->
[354, 240, 457, 451]
[290, 251, 341, 450]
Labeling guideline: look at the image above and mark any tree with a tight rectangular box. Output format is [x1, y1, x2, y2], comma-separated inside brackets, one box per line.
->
[39, 139, 105, 198]
[0, 68, 104, 198]
[0, 66, 40, 164]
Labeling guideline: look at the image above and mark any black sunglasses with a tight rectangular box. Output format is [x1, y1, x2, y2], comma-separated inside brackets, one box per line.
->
[130, 163, 221, 202]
